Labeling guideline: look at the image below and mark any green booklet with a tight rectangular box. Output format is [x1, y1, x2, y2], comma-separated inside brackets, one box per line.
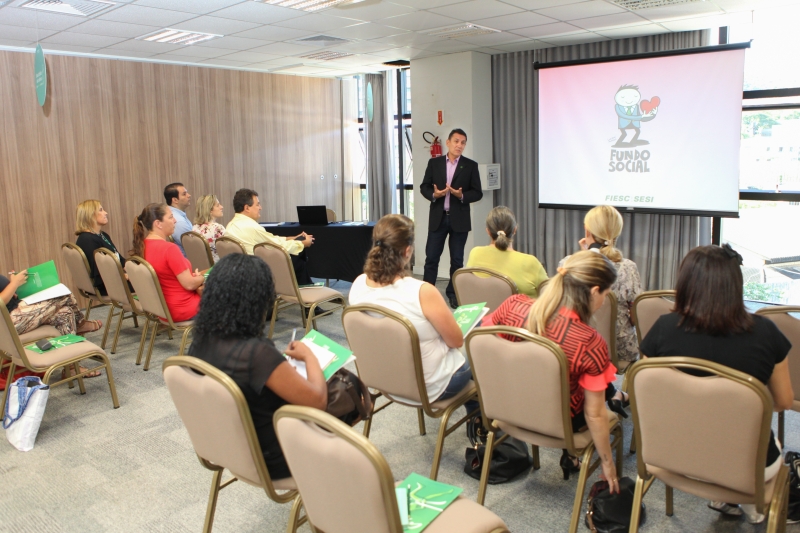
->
[203, 266, 213, 280]
[285, 329, 355, 381]
[397, 472, 462, 532]
[26, 334, 85, 354]
[453, 302, 490, 337]
[16, 260, 61, 299]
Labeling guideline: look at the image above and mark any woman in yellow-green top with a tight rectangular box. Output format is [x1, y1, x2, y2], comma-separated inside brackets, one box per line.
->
[466, 206, 548, 297]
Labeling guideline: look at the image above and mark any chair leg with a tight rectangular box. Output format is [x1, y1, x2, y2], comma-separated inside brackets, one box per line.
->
[100, 304, 115, 349]
[142, 321, 159, 370]
[286, 495, 303, 533]
[665, 484, 673, 516]
[178, 327, 193, 356]
[0, 362, 14, 421]
[135, 319, 150, 365]
[73, 362, 87, 395]
[203, 469, 224, 533]
[615, 425, 623, 476]
[417, 408, 426, 436]
[167, 329, 173, 340]
[477, 429, 497, 505]
[307, 304, 317, 334]
[101, 352, 120, 409]
[766, 465, 790, 533]
[779, 411, 785, 445]
[532, 445, 541, 470]
[363, 413, 373, 438]
[568, 444, 596, 533]
[429, 405, 459, 481]
[85, 297, 94, 322]
[268, 300, 279, 339]
[630, 432, 637, 454]
[111, 306, 125, 354]
[133, 315, 139, 328]
[629, 477, 647, 533]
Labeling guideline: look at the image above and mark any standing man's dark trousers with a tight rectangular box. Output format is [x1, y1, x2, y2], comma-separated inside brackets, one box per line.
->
[423, 213, 469, 300]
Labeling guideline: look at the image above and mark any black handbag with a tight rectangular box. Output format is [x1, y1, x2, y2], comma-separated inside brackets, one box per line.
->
[785, 451, 800, 523]
[464, 416, 532, 484]
[325, 369, 372, 427]
[585, 477, 646, 533]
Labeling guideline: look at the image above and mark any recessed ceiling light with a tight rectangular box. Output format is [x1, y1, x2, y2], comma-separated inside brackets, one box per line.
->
[20, 0, 114, 17]
[254, 0, 352, 13]
[610, 0, 702, 8]
[137, 29, 223, 45]
[426, 23, 499, 39]
[300, 50, 353, 61]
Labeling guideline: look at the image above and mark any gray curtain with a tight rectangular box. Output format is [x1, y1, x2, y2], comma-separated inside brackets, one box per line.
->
[492, 30, 711, 290]
[364, 72, 394, 220]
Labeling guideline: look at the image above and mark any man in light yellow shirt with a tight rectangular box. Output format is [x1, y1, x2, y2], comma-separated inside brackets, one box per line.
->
[226, 188, 314, 285]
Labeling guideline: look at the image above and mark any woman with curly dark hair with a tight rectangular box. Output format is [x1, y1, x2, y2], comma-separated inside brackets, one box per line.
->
[188, 254, 327, 481]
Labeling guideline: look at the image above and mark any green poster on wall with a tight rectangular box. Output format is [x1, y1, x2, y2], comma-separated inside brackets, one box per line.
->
[34, 44, 46, 107]
[366, 81, 374, 123]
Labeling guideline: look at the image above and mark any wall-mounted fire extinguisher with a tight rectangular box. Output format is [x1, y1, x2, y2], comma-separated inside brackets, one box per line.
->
[423, 131, 442, 158]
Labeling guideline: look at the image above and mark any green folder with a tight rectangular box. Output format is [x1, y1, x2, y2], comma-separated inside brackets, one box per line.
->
[26, 334, 85, 354]
[397, 472, 462, 532]
[453, 302, 489, 337]
[303, 329, 355, 380]
[203, 266, 213, 280]
[16, 260, 61, 299]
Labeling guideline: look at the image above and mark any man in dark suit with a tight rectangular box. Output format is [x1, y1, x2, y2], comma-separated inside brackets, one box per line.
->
[420, 128, 483, 308]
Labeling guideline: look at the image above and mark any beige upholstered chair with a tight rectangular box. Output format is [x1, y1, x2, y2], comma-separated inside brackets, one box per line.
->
[94, 248, 146, 356]
[325, 208, 337, 223]
[125, 257, 194, 371]
[0, 303, 119, 421]
[61, 243, 113, 347]
[215, 236, 245, 259]
[182, 231, 214, 271]
[626, 357, 790, 533]
[465, 326, 622, 533]
[632, 290, 675, 347]
[590, 291, 619, 370]
[1, 326, 62, 384]
[253, 242, 346, 338]
[162, 356, 306, 533]
[452, 267, 518, 313]
[342, 304, 478, 480]
[274, 405, 510, 533]
[755, 306, 800, 444]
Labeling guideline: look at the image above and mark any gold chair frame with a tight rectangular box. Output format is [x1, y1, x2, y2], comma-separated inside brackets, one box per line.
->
[626, 356, 789, 533]
[452, 267, 518, 311]
[94, 248, 146, 355]
[465, 326, 623, 533]
[182, 231, 215, 272]
[592, 291, 619, 371]
[215, 236, 246, 258]
[163, 356, 306, 533]
[61, 242, 115, 347]
[126, 256, 194, 371]
[631, 290, 676, 347]
[342, 304, 479, 480]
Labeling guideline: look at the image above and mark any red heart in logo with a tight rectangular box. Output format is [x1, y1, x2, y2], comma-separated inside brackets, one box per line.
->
[640, 96, 660, 114]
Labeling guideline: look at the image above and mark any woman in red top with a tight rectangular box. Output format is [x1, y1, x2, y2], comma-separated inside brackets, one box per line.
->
[131, 204, 204, 322]
[482, 250, 623, 492]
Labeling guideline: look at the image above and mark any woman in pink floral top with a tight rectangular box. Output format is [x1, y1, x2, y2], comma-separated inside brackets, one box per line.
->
[193, 195, 226, 263]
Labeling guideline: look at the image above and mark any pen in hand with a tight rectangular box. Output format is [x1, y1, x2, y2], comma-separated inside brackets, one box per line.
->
[290, 328, 297, 349]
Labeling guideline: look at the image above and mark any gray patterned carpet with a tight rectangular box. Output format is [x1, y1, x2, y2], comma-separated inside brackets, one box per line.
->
[1, 278, 798, 532]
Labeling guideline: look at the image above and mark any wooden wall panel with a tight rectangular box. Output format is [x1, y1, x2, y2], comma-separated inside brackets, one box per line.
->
[0, 50, 343, 296]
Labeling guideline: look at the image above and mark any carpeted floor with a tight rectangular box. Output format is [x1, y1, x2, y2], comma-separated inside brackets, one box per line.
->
[1, 278, 798, 532]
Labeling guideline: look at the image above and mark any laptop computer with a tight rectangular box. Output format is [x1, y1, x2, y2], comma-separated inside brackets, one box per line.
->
[296, 205, 329, 226]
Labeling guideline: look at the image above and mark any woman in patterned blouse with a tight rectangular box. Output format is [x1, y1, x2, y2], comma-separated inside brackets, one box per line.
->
[192, 195, 226, 263]
[482, 251, 623, 493]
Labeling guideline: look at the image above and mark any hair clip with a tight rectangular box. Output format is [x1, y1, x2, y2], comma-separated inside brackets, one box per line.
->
[497, 230, 506, 236]
[374, 240, 383, 248]
[556, 266, 567, 276]
[603, 240, 609, 246]
[721, 243, 743, 265]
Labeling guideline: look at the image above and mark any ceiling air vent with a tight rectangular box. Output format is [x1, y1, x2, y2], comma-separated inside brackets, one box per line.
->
[300, 50, 353, 61]
[383, 60, 410, 67]
[610, 0, 703, 9]
[297, 35, 350, 45]
[254, 0, 351, 13]
[137, 28, 223, 45]
[20, 0, 114, 16]
[426, 23, 499, 39]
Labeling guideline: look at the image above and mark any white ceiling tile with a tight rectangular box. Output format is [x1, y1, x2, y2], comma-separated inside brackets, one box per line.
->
[0, 38, 35, 48]
[134, 0, 244, 15]
[596, 23, 669, 38]
[210, 2, 307, 25]
[379, 12, 462, 31]
[216, 50, 282, 62]
[198, 58, 253, 67]
[0, 24, 57, 41]
[634, 3, 723, 22]
[41, 31, 128, 48]
[660, 11, 753, 31]
[276, 64, 339, 74]
[328, 1, 415, 22]
[369, 31, 441, 46]
[148, 54, 202, 63]
[499, 0, 583, 10]
[535, 0, 625, 21]
[324, 22, 408, 40]
[328, 40, 396, 53]
[249, 41, 324, 55]
[248, 57, 309, 68]
[104, 39, 184, 53]
[384, 0, 465, 8]
[539, 32, 608, 45]
[98, 49, 159, 58]
[428, 0, 524, 21]
[195, 35, 272, 50]
[490, 38, 550, 52]
[473, 46, 505, 54]
[511, 21, 583, 38]
[365, 45, 427, 59]
[570, 12, 649, 30]
[98, 5, 195, 27]
[171, 15, 261, 35]
[164, 45, 233, 58]
[0, 7, 85, 31]
[413, 39, 481, 52]
[456, 30, 529, 46]
[66, 20, 161, 38]
[40, 43, 100, 53]
[232, 25, 315, 40]
[473, 11, 557, 31]
[272, 13, 365, 31]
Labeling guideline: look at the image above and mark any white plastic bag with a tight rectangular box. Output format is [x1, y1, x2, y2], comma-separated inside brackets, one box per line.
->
[3, 376, 49, 451]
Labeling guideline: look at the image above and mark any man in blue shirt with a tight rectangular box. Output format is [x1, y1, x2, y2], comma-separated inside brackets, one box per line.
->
[164, 182, 192, 257]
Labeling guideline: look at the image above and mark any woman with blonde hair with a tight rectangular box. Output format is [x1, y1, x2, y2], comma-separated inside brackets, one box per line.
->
[560, 205, 642, 367]
[482, 251, 623, 491]
[75, 199, 127, 296]
[466, 206, 548, 297]
[349, 214, 476, 410]
[192, 195, 226, 263]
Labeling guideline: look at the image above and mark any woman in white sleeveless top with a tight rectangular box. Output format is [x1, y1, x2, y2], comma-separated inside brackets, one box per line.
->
[349, 214, 475, 406]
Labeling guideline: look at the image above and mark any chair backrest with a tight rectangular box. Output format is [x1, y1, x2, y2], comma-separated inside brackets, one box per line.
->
[326, 209, 337, 223]
[274, 405, 401, 533]
[0, 304, 32, 369]
[452, 267, 518, 312]
[216, 236, 246, 259]
[253, 242, 299, 299]
[162, 356, 292, 501]
[94, 248, 137, 311]
[181, 231, 214, 271]
[465, 326, 574, 445]
[342, 305, 429, 407]
[756, 306, 800, 410]
[632, 290, 675, 346]
[628, 357, 773, 498]
[61, 242, 97, 297]
[590, 291, 618, 369]
[124, 256, 173, 324]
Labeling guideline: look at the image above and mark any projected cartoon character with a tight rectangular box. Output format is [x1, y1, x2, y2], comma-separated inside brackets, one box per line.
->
[614, 84, 660, 147]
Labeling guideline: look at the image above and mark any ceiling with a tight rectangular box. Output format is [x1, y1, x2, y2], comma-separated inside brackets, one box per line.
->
[0, 0, 797, 78]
